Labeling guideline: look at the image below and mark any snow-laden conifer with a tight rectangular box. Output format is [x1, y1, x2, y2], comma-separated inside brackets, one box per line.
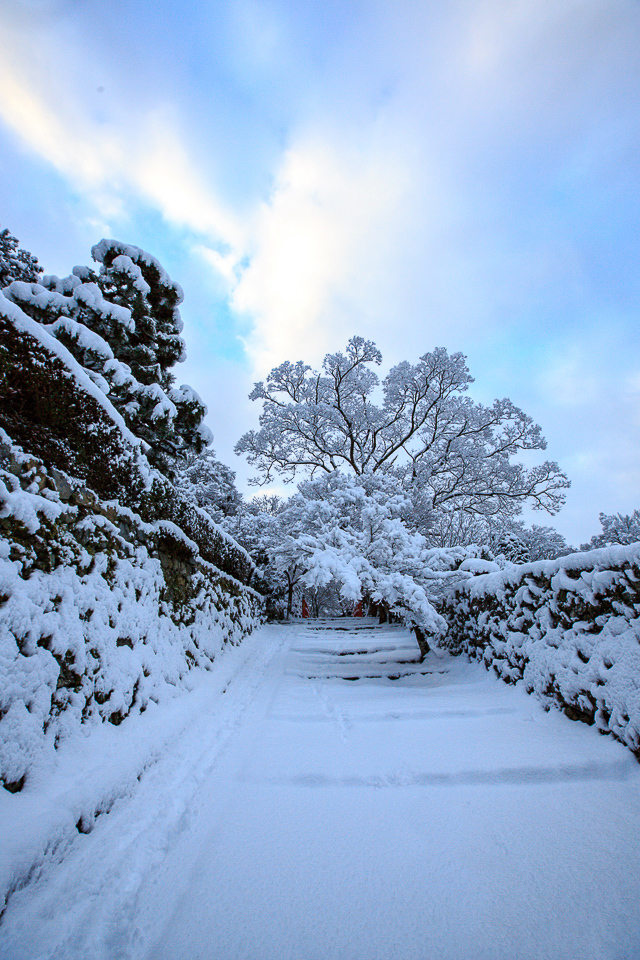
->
[178, 448, 242, 521]
[2, 239, 212, 477]
[0, 227, 42, 287]
[581, 510, 640, 550]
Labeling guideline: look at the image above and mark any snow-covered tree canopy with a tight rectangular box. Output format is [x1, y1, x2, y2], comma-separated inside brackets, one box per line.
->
[286, 472, 447, 634]
[2, 238, 212, 477]
[178, 448, 242, 521]
[227, 471, 490, 633]
[0, 227, 42, 287]
[235, 336, 569, 519]
[491, 521, 571, 563]
[582, 510, 640, 550]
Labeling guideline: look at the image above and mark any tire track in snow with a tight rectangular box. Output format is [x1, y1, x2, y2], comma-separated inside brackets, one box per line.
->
[4, 620, 640, 960]
[0, 625, 292, 960]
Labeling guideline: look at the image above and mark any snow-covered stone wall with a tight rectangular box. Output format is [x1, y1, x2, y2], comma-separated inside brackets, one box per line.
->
[0, 438, 262, 793]
[440, 545, 640, 759]
[0, 293, 264, 793]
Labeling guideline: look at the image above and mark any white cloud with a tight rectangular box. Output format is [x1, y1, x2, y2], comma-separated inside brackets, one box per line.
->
[0, 23, 244, 250]
[1, 0, 639, 544]
[230, 136, 412, 372]
[196, 246, 238, 285]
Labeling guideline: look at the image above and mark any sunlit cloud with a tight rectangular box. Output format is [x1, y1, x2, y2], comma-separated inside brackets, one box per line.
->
[0, 24, 244, 250]
[0, 0, 639, 543]
[231, 137, 412, 372]
[196, 246, 239, 285]
[0, 51, 116, 187]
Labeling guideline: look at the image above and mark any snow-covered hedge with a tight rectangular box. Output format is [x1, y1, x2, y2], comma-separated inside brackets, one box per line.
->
[0, 437, 262, 793]
[440, 545, 640, 759]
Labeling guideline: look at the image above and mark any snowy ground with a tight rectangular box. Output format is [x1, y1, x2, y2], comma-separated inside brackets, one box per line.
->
[1, 619, 640, 960]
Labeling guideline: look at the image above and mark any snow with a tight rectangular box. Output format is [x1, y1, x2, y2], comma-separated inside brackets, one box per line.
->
[63, 313, 114, 357]
[0, 472, 65, 534]
[244, 471, 451, 630]
[1, 619, 639, 960]
[458, 557, 501, 574]
[0, 448, 260, 792]
[91, 240, 184, 308]
[7, 277, 135, 330]
[73, 281, 134, 327]
[0, 292, 147, 458]
[455, 541, 640, 598]
[442, 542, 640, 757]
[109, 256, 151, 295]
[171, 383, 206, 407]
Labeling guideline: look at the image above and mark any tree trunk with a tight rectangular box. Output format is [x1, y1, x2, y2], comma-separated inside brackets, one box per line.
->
[413, 625, 430, 661]
[287, 579, 294, 618]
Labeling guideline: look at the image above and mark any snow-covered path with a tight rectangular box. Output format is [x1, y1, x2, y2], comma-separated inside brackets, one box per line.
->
[2, 619, 640, 960]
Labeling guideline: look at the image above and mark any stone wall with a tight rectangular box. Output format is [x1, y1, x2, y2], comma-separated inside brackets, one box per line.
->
[0, 294, 263, 792]
[440, 545, 640, 760]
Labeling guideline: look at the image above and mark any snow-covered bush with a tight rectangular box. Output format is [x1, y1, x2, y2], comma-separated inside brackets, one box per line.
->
[440, 545, 640, 759]
[0, 278, 254, 585]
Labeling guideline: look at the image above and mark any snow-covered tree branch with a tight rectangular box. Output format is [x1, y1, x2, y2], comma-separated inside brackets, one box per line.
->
[581, 510, 640, 550]
[235, 336, 569, 520]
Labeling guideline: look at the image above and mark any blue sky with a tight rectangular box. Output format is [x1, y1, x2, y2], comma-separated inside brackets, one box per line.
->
[1, 0, 639, 544]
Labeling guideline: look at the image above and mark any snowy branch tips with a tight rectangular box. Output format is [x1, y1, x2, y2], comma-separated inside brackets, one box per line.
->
[235, 336, 569, 519]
